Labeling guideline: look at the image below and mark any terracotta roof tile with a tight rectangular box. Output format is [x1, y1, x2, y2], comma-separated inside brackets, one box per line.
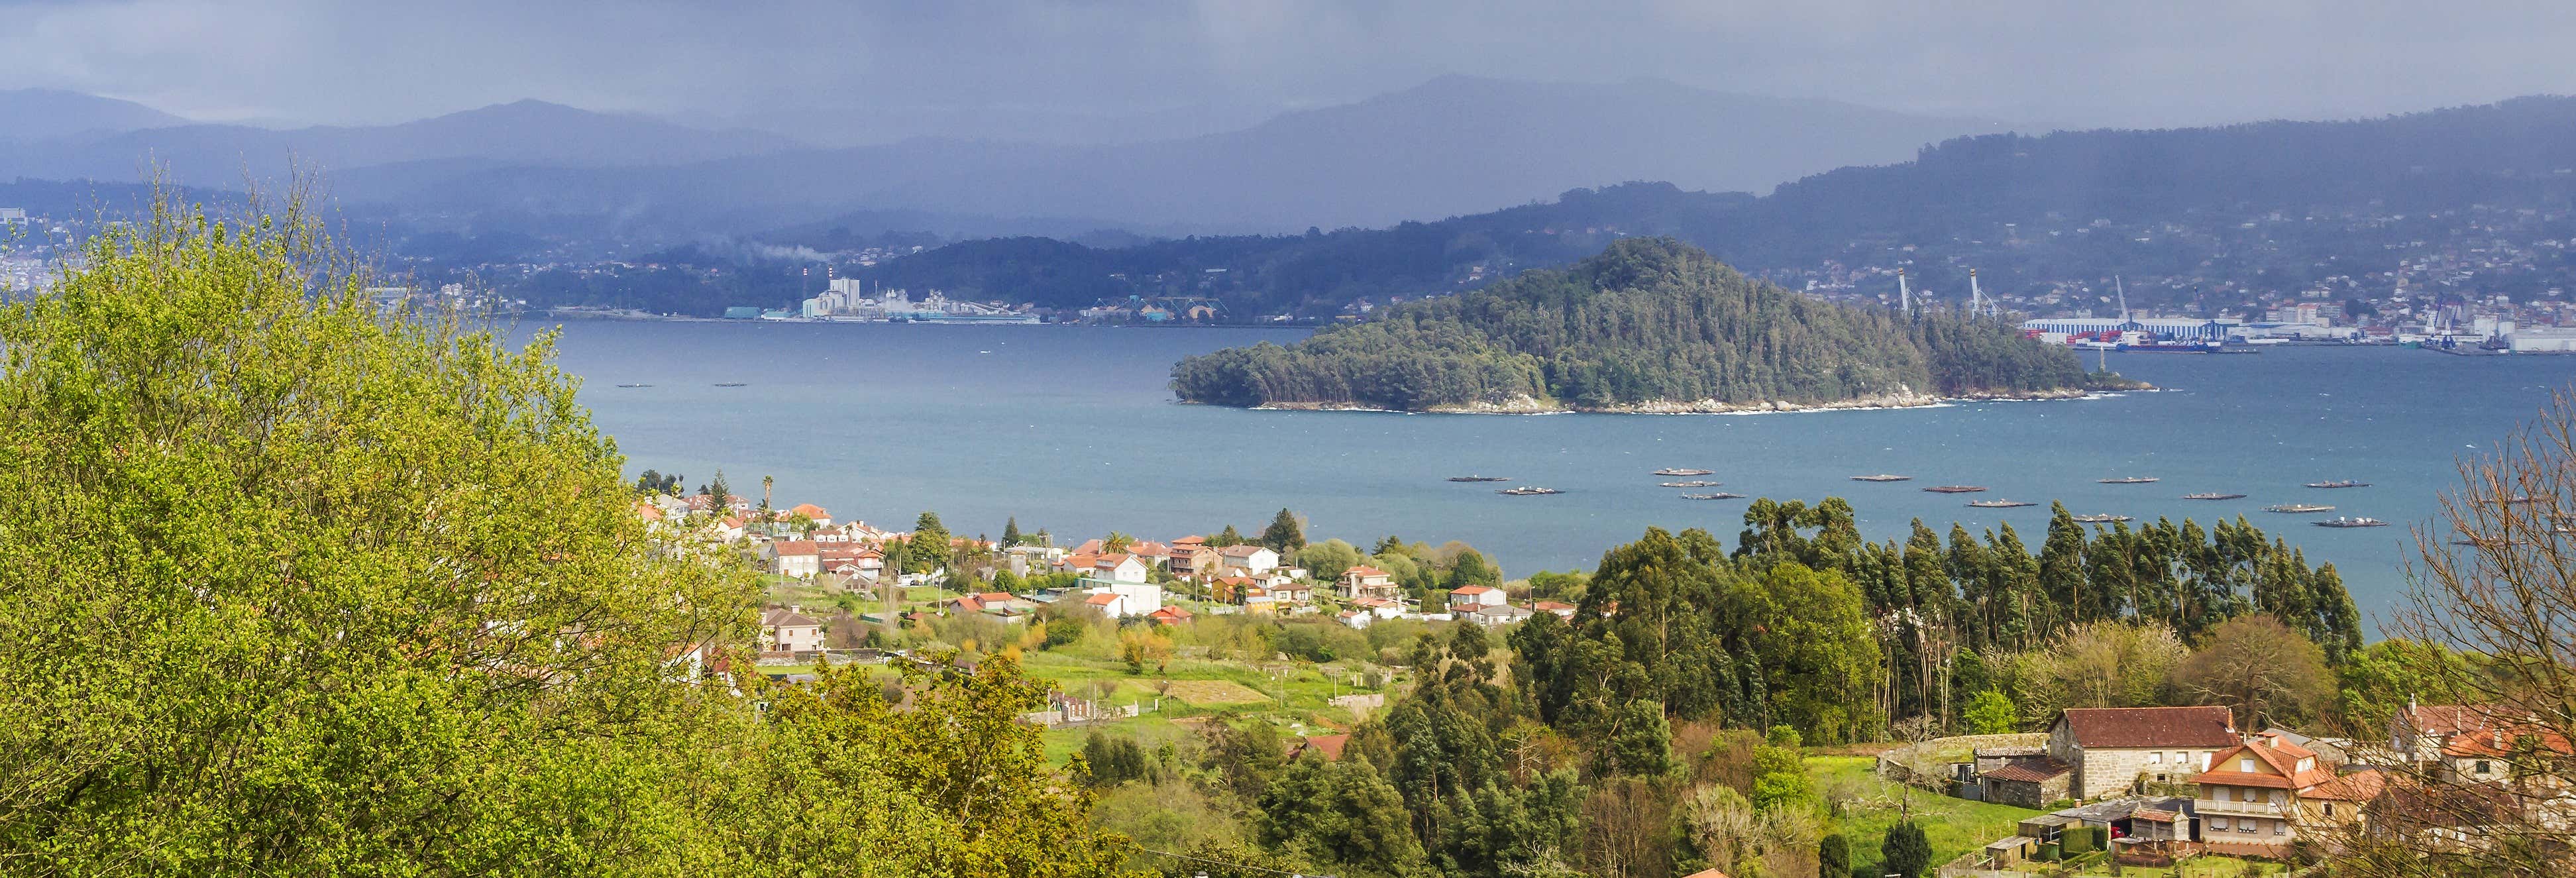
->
[2056, 706, 2237, 748]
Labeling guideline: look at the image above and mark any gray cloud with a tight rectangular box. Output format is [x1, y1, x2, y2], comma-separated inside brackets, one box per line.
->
[4, 0, 2573, 141]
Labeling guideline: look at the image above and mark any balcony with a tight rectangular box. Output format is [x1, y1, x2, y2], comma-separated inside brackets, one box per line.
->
[2196, 797, 2287, 816]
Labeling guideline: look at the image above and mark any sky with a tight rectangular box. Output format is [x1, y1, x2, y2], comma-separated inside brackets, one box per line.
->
[5, 0, 2576, 144]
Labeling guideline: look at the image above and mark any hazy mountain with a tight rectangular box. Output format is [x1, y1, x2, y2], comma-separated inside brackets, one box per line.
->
[820, 95, 2576, 317]
[329, 76, 2000, 232]
[0, 99, 801, 186]
[0, 89, 188, 143]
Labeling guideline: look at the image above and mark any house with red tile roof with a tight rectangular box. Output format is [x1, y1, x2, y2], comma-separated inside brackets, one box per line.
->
[1146, 606, 1193, 626]
[761, 606, 824, 654]
[2192, 732, 2339, 855]
[1339, 565, 1399, 601]
[2045, 706, 2240, 799]
[1089, 552, 1150, 584]
[1291, 734, 1349, 761]
[786, 502, 831, 526]
[1446, 584, 1504, 610]
[2394, 702, 2576, 787]
[1215, 545, 1280, 577]
[1531, 600, 1577, 619]
[769, 540, 821, 579]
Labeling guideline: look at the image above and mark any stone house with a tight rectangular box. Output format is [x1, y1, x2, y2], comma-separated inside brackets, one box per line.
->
[2045, 706, 2240, 799]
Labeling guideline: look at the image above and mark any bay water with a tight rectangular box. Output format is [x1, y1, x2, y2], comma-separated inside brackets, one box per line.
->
[529, 319, 2576, 620]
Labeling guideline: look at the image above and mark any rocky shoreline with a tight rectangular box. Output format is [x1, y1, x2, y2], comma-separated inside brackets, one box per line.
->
[1245, 386, 2113, 415]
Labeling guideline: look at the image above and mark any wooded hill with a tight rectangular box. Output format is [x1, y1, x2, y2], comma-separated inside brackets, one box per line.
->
[1169, 239, 2098, 412]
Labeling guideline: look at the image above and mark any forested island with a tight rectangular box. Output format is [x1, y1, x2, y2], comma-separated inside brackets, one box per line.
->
[1170, 239, 2125, 413]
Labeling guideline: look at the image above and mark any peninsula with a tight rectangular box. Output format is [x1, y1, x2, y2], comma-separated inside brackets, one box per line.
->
[1171, 238, 2131, 412]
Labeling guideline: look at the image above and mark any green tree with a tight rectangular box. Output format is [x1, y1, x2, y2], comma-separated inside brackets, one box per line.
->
[1262, 508, 1309, 553]
[1256, 757, 1427, 877]
[1209, 524, 1246, 547]
[1044, 618, 1086, 649]
[1296, 539, 1365, 583]
[909, 511, 953, 573]
[0, 197, 1145, 874]
[1820, 833, 1851, 878]
[1003, 516, 1022, 547]
[1883, 818, 1933, 878]
[1447, 547, 1503, 589]
[708, 468, 734, 509]
[1964, 689, 2019, 735]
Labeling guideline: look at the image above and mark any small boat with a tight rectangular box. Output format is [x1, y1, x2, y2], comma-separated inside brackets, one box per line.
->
[615, 383, 653, 388]
[714, 382, 748, 388]
[1447, 476, 1510, 483]
[2305, 480, 2371, 489]
[2182, 492, 2247, 500]
[2070, 514, 2133, 523]
[1966, 500, 2037, 508]
[1922, 485, 1988, 494]
[2098, 476, 2161, 484]
[1660, 480, 1724, 488]
[2265, 504, 2335, 514]
[1681, 492, 1747, 500]
[2314, 516, 2388, 528]
[1850, 474, 1912, 482]
[1498, 486, 1562, 496]
[1654, 468, 1715, 477]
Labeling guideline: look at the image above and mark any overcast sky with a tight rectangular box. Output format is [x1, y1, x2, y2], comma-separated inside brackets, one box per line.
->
[7, 0, 2576, 143]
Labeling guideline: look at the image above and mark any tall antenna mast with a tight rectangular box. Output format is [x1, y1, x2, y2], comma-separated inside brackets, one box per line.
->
[1898, 269, 1911, 314]
[1969, 268, 1982, 316]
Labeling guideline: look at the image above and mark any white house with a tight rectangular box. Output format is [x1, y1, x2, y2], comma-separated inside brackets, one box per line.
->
[1447, 584, 1505, 610]
[1081, 580, 1164, 619]
[1091, 552, 1151, 584]
[761, 606, 824, 653]
[1215, 545, 1280, 577]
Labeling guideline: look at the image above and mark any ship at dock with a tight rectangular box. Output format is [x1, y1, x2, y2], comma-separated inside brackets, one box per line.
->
[2182, 492, 2247, 500]
[2265, 504, 2335, 514]
[1922, 485, 1988, 494]
[1966, 499, 2037, 508]
[1850, 474, 1911, 482]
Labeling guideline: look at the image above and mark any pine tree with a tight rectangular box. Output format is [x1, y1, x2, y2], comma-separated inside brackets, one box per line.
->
[908, 511, 951, 574]
[1261, 508, 1307, 553]
[1002, 516, 1022, 547]
[1883, 818, 1933, 878]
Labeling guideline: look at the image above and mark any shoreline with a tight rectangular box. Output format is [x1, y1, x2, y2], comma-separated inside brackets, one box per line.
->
[1232, 386, 2112, 415]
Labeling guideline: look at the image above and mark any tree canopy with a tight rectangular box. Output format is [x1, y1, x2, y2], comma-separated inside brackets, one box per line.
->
[1172, 238, 2095, 412]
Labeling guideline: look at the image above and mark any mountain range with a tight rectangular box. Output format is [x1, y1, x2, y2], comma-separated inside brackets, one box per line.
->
[0, 78, 1995, 234]
[0, 89, 187, 143]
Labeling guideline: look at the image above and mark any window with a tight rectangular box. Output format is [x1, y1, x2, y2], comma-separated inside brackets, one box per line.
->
[2213, 817, 2230, 831]
[2274, 820, 2286, 836]
[2325, 803, 2336, 817]
[2149, 751, 2163, 764]
[2476, 760, 2492, 774]
[2240, 757, 2256, 773]
[2215, 787, 2231, 802]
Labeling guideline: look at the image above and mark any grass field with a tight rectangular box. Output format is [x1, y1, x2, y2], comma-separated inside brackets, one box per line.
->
[1163, 679, 1271, 706]
[1809, 755, 2042, 875]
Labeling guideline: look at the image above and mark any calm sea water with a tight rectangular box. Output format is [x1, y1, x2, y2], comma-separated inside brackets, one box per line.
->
[523, 320, 2576, 620]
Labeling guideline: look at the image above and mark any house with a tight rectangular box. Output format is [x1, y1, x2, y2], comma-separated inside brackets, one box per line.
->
[1146, 606, 1193, 626]
[761, 606, 824, 654]
[1167, 543, 1219, 578]
[1215, 545, 1280, 577]
[1531, 600, 1577, 619]
[1081, 580, 1163, 619]
[786, 502, 832, 527]
[1353, 596, 1406, 619]
[1460, 603, 1534, 628]
[2045, 706, 2241, 799]
[1337, 609, 1371, 630]
[1211, 576, 1260, 604]
[1290, 734, 1350, 761]
[1446, 584, 1505, 611]
[2192, 732, 2340, 856]
[2394, 702, 2576, 787]
[1979, 757, 2075, 808]
[769, 540, 821, 579]
[824, 548, 886, 584]
[1339, 565, 1401, 601]
[712, 516, 746, 543]
[1127, 541, 1170, 566]
[1090, 553, 1150, 584]
[1269, 582, 1315, 605]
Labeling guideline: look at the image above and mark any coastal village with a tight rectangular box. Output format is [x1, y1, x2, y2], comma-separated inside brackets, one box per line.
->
[639, 484, 2575, 877]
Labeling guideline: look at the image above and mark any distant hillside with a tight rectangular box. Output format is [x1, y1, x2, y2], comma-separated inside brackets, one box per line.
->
[0, 89, 187, 143]
[853, 95, 2576, 317]
[0, 99, 800, 186]
[1169, 239, 2094, 413]
[308, 76, 1996, 232]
